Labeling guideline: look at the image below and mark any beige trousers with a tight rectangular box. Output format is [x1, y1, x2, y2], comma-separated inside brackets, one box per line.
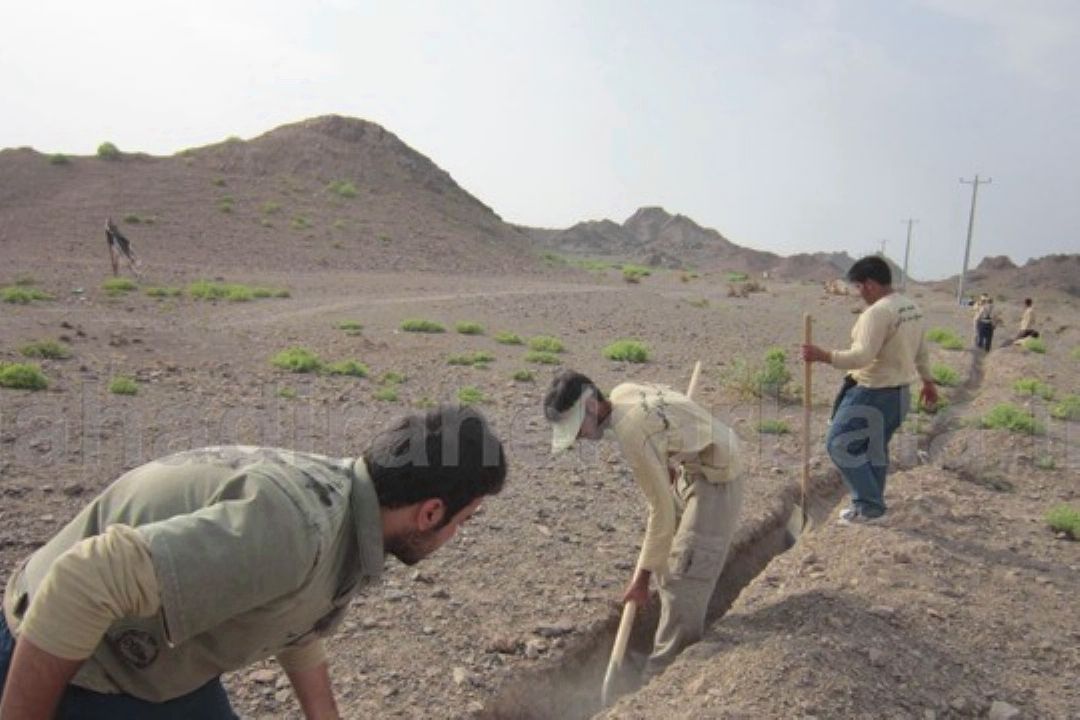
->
[648, 470, 744, 673]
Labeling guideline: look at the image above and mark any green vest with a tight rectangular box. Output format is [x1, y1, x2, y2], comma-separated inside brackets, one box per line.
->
[4, 446, 384, 701]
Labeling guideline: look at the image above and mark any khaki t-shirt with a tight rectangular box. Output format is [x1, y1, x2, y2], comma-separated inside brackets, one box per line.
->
[3, 446, 384, 702]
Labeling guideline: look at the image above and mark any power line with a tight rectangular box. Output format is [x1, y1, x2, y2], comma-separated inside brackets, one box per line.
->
[957, 174, 992, 304]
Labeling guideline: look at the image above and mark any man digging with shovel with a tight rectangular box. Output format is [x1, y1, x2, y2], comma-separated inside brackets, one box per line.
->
[802, 255, 937, 525]
[543, 370, 743, 693]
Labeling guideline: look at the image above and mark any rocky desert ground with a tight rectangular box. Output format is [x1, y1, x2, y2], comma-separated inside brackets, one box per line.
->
[1, 117, 1078, 718]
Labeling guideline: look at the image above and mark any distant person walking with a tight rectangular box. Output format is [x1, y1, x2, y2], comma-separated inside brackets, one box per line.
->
[105, 218, 141, 278]
[1013, 298, 1039, 342]
[802, 256, 938, 524]
[973, 294, 998, 351]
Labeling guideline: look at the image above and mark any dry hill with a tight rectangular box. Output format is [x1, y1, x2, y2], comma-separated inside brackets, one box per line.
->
[0, 115, 542, 275]
[520, 207, 855, 281]
[935, 254, 1080, 300]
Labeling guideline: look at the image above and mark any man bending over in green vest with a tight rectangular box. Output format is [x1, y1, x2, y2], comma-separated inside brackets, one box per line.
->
[0, 405, 506, 720]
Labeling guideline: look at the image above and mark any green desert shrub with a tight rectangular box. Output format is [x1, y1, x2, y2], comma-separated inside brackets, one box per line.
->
[980, 403, 1044, 435]
[525, 351, 561, 365]
[327, 180, 358, 198]
[19, 340, 71, 360]
[757, 419, 791, 434]
[291, 216, 312, 230]
[262, 201, 281, 215]
[726, 271, 749, 282]
[187, 281, 287, 302]
[401, 319, 445, 333]
[528, 336, 564, 353]
[754, 348, 792, 398]
[1050, 395, 1080, 421]
[1045, 504, 1080, 539]
[1071, 347, 1080, 362]
[931, 363, 960, 387]
[455, 321, 485, 335]
[374, 386, 399, 402]
[728, 348, 793, 400]
[447, 351, 494, 367]
[49, 153, 70, 165]
[1034, 455, 1056, 471]
[97, 141, 121, 160]
[622, 265, 651, 283]
[103, 278, 138, 296]
[1013, 377, 1054, 400]
[688, 298, 709, 309]
[494, 332, 523, 345]
[1021, 336, 1046, 354]
[2, 286, 52, 303]
[217, 196, 235, 213]
[380, 371, 406, 385]
[326, 360, 369, 378]
[927, 327, 964, 350]
[602, 339, 649, 363]
[337, 320, 363, 335]
[277, 387, 297, 399]
[512, 369, 535, 382]
[145, 286, 182, 298]
[0, 363, 48, 390]
[108, 375, 138, 395]
[457, 386, 486, 405]
[271, 347, 323, 373]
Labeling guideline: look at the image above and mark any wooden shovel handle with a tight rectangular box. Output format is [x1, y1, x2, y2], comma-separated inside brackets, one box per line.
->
[802, 314, 812, 509]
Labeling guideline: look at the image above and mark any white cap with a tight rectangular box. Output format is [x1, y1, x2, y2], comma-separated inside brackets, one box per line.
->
[550, 389, 591, 454]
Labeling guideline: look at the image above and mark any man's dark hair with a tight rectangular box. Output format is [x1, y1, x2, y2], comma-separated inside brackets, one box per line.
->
[846, 255, 892, 286]
[1024, 298, 1033, 306]
[365, 405, 506, 526]
[544, 370, 605, 421]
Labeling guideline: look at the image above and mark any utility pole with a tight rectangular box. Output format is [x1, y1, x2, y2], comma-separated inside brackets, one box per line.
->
[957, 174, 991, 304]
[901, 218, 917, 290]
[879, 239, 887, 257]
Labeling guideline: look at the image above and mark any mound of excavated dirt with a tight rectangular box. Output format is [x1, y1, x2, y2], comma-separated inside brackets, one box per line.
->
[600, 339, 1080, 720]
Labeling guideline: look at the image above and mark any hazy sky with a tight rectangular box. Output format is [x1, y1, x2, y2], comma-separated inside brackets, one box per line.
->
[2, 1, 1077, 279]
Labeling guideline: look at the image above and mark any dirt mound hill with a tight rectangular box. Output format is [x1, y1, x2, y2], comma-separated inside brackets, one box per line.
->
[520, 207, 854, 281]
[936, 253, 1080, 299]
[0, 115, 542, 275]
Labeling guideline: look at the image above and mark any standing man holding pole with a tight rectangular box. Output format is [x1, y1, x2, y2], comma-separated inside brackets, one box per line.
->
[802, 256, 938, 523]
[543, 369, 743, 687]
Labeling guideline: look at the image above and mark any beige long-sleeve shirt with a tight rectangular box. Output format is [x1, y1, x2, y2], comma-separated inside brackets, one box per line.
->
[830, 292, 932, 387]
[608, 383, 741, 577]
[1020, 306, 1035, 331]
[3, 446, 384, 701]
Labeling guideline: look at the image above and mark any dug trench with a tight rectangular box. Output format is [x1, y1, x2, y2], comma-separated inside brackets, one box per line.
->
[477, 471, 847, 720]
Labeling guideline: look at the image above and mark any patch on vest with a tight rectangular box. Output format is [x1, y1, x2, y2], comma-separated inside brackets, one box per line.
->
[110, 629, 160, 668]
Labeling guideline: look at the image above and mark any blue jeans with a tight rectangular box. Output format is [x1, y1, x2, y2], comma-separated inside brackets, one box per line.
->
[976, 320, 994, 351]
[826, 384, 910, 518]
[0, 612, 237, 719]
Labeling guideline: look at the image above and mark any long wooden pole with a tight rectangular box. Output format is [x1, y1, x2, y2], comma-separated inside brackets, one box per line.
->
[601, 361, 702, 706]
[802, 314, 812, 523]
